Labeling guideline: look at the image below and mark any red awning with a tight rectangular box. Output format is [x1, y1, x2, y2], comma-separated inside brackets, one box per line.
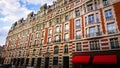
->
[93, 55, 117, 64]
[71, 56, 90, 64]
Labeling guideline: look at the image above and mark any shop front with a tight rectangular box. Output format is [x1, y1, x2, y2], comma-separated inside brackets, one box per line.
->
[72, 50, 120, 68]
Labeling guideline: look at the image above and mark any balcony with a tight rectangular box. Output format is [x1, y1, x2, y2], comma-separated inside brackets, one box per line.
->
[86, 32, 102, 38]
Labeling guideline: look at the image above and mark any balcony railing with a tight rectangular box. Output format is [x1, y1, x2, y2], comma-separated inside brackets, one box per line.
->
[86, 32, 102, 38]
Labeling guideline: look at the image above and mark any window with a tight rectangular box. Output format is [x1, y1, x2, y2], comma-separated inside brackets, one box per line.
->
[34, 40, 37, 46]
[49, 29, 52, 36]
[37, 26, 40, 31]
[105, 9, 113, 21]
[53, 57, 58, 65]
[89, 26, 96, 37]
[56, 26, 61, 33]
[31, 35, 33, 40]
[65, 23, 69, 31]
[49, 21, 52, 27]
[32, 28, 34, 33]
[54, 46, 59, 54]
[33, 49, 36, 55]
[64, 45, 68, 54]
[110, 38, 120, 49]
[55, 35, 61, 42]
[76, 0, 80, 5]
[97, 25, 101, 35]
[75, 9, 80, 17]
[39, 49, 42, 56]
[30, 42, 32, 47]
[103, 0, 110, 6]
[43, 24, 46, 29]
[75, 19, 81, 28]
[46, 47, 49, 53]
[76, 43, 82, 51]
[85, 17, 87, 25]
[26, 36, 28, 41]
[96, 13, 99, 22]
[90, 40, 100, 50]
[40, 39, 44, 45]
[36, 33, 39, 38]
[56, 18, 61, 23]
[76, 30, 81, 39]
[88, 14, 94, 24]
[42, 31, 45, 37]
[87, 4, 93, 11]
[64, 33, 69, 41]
[65, 15, 69, 21]
[107, 22, 116, 34]
[48, 37, 51, 44]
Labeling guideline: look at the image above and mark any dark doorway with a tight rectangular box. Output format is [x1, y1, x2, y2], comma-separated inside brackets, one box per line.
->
[44, 57, 49, 68]
[17, 58, 20, 66]
[36, 58, 41, 68]
[13, 58, 16, 65]
[25, 58, 29, 66]
[63, 56, 69, 68]
[20, 58, 24, 66]
[10, 59, 13, 64]
[31, 58, 35, 66]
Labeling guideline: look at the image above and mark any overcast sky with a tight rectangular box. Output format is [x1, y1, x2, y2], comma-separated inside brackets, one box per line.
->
[0, 0, 56, 46]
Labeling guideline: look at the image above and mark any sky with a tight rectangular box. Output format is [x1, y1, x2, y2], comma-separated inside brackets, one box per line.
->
[0, 0, 56, 46]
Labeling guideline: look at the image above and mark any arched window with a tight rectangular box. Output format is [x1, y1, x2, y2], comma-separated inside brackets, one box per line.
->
[64, 45, 68, 54]
[33, 49, 36, 55]
[54, 46, 59, 54]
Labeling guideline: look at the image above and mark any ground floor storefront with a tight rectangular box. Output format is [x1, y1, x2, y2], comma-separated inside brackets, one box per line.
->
[9, 56, 71, 68]
[72, 50, 120, 68]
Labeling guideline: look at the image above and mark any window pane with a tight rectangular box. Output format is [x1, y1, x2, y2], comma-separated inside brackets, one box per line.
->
[107, 23, 116, 34]
[65, 23, 69, 31]
[90, 41, 100, 50]
[110, 38, 120, 49]
[89, 26, 96, 37]
[105, 9, 113, 20]
[76, 19, 81, 28]
[76, 43, 82, 51]
[76, 31, 81, 39]
[64, 45, 68, 54]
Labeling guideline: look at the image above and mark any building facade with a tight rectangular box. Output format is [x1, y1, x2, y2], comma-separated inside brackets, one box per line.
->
[1, 0, 120, 68]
